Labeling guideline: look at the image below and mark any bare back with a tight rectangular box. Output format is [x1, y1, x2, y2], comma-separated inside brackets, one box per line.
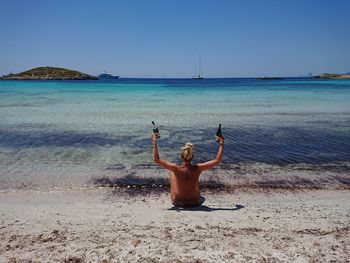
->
[170, 164, 201, 206]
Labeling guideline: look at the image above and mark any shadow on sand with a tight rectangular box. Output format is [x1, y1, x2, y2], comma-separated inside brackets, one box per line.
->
[168, 204, 245, 212]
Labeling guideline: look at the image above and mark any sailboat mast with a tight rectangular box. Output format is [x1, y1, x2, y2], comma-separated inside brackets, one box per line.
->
[192, 54, 203, 79]
[198, 54, 202, 78]
[194, 59, 197, 77]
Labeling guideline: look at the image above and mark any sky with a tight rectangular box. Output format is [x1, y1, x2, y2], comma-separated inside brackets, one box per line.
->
[1, 0, 350, 78]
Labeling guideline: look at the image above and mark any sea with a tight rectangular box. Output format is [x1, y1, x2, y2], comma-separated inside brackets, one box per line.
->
[0, 78, 350, 190]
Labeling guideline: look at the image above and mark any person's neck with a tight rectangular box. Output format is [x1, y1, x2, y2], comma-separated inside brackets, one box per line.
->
[183, 161, 192, 167]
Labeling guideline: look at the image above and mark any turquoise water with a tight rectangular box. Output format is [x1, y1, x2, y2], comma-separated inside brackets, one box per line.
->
[1, 78, 350, 189]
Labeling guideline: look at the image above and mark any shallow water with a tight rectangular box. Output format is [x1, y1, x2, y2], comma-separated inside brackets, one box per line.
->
[0, 78, 350, 189]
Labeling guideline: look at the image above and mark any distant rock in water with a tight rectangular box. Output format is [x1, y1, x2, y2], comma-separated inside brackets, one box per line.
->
[0, 66, 98, 80]
[313, 73, 350, 80]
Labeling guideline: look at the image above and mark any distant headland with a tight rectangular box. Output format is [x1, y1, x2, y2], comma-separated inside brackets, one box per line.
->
[0, 66, 98, 80]
[313, 73, 350, 80]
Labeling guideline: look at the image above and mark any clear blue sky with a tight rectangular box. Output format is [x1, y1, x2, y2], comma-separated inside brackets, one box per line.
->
[1, 0, 350, 78]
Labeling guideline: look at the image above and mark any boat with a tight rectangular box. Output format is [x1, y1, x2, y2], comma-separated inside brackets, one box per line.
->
[192, 55, 204, 80]
[98, 70, 120, 80]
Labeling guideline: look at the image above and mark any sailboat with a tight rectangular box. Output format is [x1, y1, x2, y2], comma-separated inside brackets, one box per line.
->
[192, 55, 204, 80]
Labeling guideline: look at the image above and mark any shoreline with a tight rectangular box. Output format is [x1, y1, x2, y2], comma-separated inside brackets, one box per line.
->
[1, 187, 349, 262]
[1, 182, 349, 194]
[1, 165, 349, 192]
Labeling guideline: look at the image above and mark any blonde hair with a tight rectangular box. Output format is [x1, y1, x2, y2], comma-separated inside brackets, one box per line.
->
[181, 143, 194, 161]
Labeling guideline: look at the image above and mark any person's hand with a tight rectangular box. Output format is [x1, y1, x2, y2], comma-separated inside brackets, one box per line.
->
[215, 135, 224, 145]
[152, 132, 160, 144]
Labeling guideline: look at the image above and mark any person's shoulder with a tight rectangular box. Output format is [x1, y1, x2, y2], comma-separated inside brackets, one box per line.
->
[173, 163, 183, 170]
[192, 164, 201, 172]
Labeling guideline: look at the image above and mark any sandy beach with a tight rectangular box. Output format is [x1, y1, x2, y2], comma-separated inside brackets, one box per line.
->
[1, 187, 349, 262]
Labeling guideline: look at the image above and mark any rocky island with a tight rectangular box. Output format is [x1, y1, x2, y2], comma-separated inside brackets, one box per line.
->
[0, 66, 98, 80]
[313, 73, 350, 80]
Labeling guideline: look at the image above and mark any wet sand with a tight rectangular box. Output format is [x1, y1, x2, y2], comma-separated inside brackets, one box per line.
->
[0, 187, 349, 262]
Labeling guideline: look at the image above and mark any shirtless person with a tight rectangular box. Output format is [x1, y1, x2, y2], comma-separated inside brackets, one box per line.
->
[152, 132, 224, 207]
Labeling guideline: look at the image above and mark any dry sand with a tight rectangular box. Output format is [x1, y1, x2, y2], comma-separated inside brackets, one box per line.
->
[0, 187, 349, 262]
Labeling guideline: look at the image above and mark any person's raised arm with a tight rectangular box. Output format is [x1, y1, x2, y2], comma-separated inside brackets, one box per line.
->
[152, 133, 178, 172]
[197, 135, 224, 172]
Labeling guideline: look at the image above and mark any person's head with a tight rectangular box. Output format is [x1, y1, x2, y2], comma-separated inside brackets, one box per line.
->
[181, 143, 194, 162]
